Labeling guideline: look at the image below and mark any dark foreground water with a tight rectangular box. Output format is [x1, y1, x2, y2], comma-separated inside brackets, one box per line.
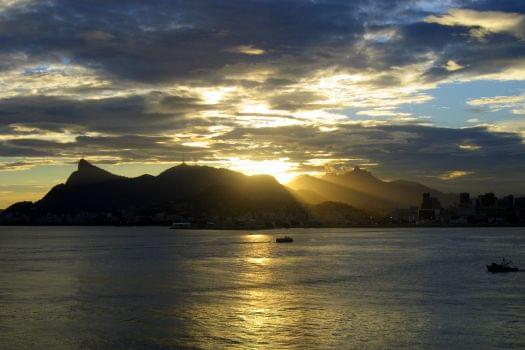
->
[0, 227, 524, 349]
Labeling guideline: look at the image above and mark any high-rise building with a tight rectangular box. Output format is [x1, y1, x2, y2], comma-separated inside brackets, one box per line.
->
[456, 192, 474, 220]
[418, 193, 442, 222]
[515, 197, 525, 222]
[459, 192, 471, 205]
[476, 193, 505, 222]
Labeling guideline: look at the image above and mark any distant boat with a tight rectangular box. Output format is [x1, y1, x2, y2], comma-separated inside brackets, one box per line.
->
[487, 258, 519, 273]
[276, 236, 293, 243]
[170, 222, 191, 229]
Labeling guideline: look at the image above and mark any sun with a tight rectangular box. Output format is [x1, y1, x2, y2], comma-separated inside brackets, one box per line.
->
[227, 158, 297, 183]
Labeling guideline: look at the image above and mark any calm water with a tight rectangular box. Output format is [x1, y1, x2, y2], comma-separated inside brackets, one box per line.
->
[0, 227, 524, 349]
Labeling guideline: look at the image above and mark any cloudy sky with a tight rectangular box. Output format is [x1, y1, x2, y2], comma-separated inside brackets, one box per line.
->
[0, 0, 524, 207]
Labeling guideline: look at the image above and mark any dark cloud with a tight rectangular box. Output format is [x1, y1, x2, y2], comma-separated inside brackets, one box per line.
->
[471, 0, 525, 13]
[268, 91, 328, 111]
[0, 0, 368, 83]
[3, 134, 212, 162]
[0, 143, 54, 157]
[0, 94, 210, 134]
[0, 0, 521, 88]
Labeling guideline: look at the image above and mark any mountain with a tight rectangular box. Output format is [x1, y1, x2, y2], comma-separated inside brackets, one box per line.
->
[2, 160, 457, 226]
[66, 159, 124, 187]
[288, 188, 328, 205]
[4, 160, 307, 225]
[308, 201, 376, 226]
[287, 166, 456, 212]
[288, 174, 395, 212]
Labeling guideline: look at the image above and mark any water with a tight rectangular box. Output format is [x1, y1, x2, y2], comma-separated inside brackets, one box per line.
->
[0, 227, 524, 349]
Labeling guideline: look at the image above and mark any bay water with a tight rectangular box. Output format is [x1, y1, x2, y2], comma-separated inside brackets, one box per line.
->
[0, 227, 524, 349]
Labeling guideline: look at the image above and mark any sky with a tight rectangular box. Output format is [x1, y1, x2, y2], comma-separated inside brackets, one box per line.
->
[0, 0, 525, 208]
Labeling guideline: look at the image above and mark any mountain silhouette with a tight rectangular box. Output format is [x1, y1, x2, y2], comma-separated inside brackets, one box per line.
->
[3, 161, 455, 225]
[288, 174, 395, 212]
[309, 201, 376, 225]
[288, 166, 455, 212]
[288, 188, 328, 204]
[5, 160, 307, 224]
[66, 159, 124, 187]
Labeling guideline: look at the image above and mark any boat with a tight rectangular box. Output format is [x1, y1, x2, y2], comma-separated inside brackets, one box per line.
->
[486, 258, 519, 273]
[170, 222, 191, 229]
[276, 236, 293, 243]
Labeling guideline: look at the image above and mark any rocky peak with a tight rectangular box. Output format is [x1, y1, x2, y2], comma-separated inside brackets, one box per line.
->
[66, 159, 122, 187]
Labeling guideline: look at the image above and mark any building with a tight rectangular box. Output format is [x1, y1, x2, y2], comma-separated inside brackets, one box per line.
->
[457, 192, 475, 217]
[418, 193, 442, 222]
[475, 193, 505, 223]
[447, 192, 476, 224]
[515, 197, 525, 223]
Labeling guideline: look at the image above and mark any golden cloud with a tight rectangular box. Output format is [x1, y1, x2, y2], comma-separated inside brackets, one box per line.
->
[468, 94, 525, 115]
[438, 170, 473, 180]
[426, 9, 525, 39]
[445, 60, 464, 72]
[0, 64, 112, 99]
[227, 45, 266, 55]
[458, 144, 481, 151]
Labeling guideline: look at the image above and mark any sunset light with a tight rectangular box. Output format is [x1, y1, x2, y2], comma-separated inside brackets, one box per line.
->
[227, 158, 297, 183]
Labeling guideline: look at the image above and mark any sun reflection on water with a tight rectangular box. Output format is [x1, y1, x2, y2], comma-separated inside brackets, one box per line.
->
[5, 228, 520, 348]
[162, 231, 432, 349]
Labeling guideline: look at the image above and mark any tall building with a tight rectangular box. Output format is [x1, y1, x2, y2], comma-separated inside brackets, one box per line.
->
[456, 192, 475, 221]
[476, 193, 505, 223]
[418, 193, 442, 222]
[459, 192, 471, 205]
[515, 197, 525, 222]
[477, 193, 496, 208]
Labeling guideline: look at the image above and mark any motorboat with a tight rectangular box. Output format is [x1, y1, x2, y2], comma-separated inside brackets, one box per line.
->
[487, 258, 519, 273]
[276, 236, 293, 243]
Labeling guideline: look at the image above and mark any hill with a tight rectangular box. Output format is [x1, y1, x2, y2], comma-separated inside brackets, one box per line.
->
[307, 201, 377, 226]
[288, 166, 456, 212]
[288, 174, 395, 212]
[3, 160, 308, 226]
[2, 161, 457, 226]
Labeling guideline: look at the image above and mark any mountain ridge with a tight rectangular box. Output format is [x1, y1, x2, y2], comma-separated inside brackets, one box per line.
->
[2, 160, 455, 225]
[66, 158, 124, 187]
[3, 159, 311, 225]
[288, 166, 456, 212]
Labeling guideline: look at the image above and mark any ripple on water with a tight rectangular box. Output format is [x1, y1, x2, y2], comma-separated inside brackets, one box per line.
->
[0, 226, 524, 349]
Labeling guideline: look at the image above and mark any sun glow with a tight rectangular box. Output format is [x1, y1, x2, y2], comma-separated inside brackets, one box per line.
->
[196, 86, 237, 104]
[227, 158, 297, 183]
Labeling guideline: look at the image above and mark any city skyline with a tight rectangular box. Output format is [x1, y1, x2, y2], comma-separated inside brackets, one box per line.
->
[0, 0, 524, 207]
